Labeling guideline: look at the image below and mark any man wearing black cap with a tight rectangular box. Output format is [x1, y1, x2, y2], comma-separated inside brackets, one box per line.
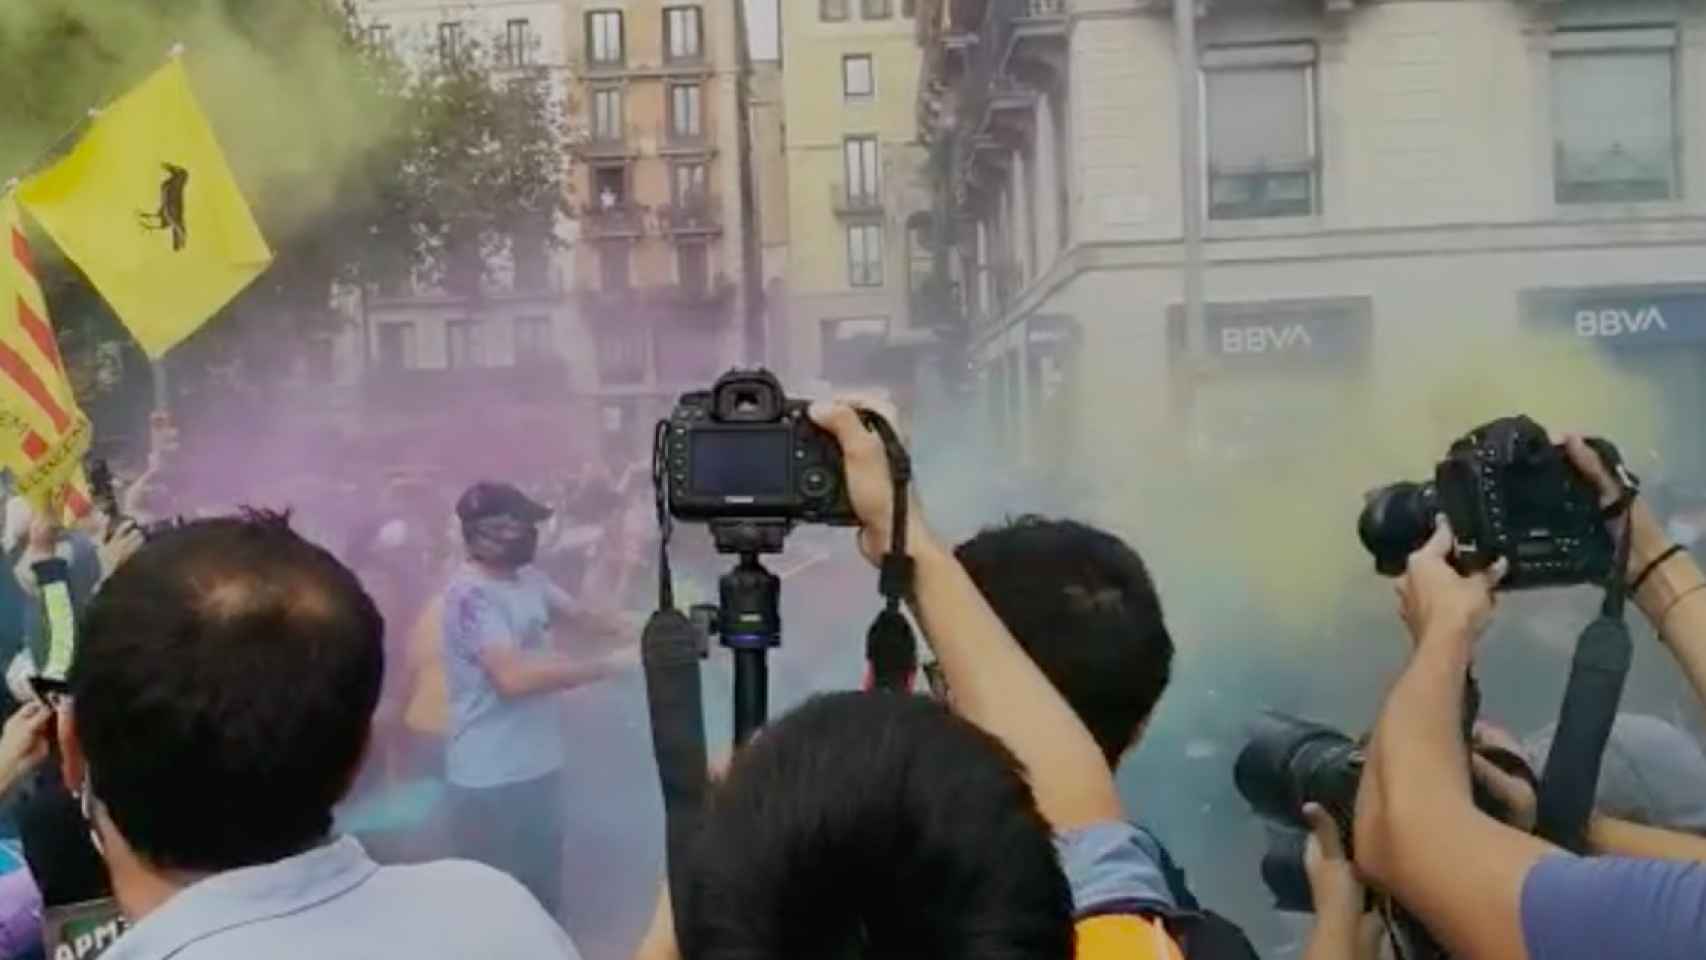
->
[441, 482, 635, 916]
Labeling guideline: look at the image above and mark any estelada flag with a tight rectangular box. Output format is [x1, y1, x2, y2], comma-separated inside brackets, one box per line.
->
[0, 194, 92, 518]
[19, 57, 272, 359]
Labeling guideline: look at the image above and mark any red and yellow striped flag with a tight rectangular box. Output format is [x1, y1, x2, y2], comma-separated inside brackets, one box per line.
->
[0, 194, 92, 519]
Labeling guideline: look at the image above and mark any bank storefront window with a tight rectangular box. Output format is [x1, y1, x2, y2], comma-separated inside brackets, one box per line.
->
[1523, 285, 1706, 483]
[1167, 297, 1374, 465]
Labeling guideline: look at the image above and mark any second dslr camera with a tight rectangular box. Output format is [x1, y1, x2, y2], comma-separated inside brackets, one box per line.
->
[1360, 415, 1628, 590]
[659, 369, 856, 525]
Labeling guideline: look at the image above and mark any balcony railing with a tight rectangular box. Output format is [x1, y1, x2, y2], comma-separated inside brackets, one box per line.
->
[367, 268, 565, 305]
[365, 359, 570, 409]
[660, 196, 723, 235]
[661, 128, 711, 153]
[577, 275, 737, 314]
[946, 0, 1068, 206]
[577, 131, 632, 160]
[830, 182, 886, 218]
[578, 203, 648, 239]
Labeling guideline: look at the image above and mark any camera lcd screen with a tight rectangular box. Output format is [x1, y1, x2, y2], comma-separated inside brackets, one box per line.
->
[690, 430, 791, 498]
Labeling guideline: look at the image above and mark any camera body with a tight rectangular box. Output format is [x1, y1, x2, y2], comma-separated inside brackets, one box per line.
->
[1360, 416, 1622, 590]
[660, 369, 856, 526]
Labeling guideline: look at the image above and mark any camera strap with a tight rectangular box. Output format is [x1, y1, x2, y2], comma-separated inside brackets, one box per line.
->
[858, 411, 920, 693]
[652, 419, 677, 612]
[1535, 492, 1637, 852]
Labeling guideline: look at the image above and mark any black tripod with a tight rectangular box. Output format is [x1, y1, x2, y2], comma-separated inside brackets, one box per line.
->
[698, 520, 789, 746]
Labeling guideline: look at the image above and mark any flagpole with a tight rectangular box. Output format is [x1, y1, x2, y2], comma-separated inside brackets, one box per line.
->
[152, 360, 170, 414]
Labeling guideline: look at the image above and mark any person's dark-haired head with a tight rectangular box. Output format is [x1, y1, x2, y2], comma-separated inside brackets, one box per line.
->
[65, 510, 384, 872]
[681, 692, 1072, 960]
[956, 516, 1173, 767]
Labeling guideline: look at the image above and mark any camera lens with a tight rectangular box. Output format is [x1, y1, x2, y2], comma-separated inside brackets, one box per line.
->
[1235, 712, 1361, 827]
[1358, 482, 1438, 577]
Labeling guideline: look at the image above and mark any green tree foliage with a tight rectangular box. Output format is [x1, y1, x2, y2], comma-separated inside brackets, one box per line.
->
[0, 1, 570, 423]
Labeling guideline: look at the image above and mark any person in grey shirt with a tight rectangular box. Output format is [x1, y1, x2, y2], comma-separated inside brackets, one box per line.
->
[441, 482, 634, 917]
[54, 511, 580, 959]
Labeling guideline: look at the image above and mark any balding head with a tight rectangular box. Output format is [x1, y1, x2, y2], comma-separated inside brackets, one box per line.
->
[69, 511, 385, 872]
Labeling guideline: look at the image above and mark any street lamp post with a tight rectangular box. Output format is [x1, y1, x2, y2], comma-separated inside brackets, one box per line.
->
[1175, 0, 1206, 373]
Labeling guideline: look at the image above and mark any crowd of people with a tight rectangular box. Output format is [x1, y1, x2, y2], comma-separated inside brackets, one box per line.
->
[0, 400, 1693, 959]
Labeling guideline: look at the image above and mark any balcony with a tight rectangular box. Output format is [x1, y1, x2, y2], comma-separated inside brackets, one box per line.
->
[365, 359, 570, 409]
[831, 182, 886, 219]
[583, 54, 627, 79]
[367, 268, 566, 307]
[576, 131, 633, 162]
[659, 196, 723, 236]
[578, 203, 648, 240]
[580, 275, 736, 311]
[660, 128, 714, 158]
[948, 0, 1067, 195]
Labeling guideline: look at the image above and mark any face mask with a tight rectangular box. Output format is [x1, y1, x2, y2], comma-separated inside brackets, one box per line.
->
[466, 518, 539, 569]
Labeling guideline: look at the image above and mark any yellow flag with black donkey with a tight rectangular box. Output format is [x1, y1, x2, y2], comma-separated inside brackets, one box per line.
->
[19, 57, 272, 358]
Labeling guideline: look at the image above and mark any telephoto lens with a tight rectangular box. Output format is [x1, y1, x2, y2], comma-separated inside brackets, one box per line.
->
[1234, 712, 1365, 831]
[1357, 481, 1440, 577]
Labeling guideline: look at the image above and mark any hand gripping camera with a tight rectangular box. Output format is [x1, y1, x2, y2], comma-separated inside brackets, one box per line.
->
[659, 369, 856, 526]
[1359, 416, 1630, 589]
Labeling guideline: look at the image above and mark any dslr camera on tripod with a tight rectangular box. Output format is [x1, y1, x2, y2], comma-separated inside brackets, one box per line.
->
[659, 369, 856, 529]
[1359, 416, 1630, 589]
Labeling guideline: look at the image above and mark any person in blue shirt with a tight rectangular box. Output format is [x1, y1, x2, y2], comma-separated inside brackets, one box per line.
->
[440, 482, 635, 917]
[1353, 436, 1706, 960]
[53, 511, 581, 960]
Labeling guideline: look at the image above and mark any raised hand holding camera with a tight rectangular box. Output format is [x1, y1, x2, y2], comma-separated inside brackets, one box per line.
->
[1360, 416, 1627, 589]
[1394, 518, 1507, 647]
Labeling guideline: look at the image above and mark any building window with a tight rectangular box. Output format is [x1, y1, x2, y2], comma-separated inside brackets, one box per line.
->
[446, 318, 485, 369]
[844, 136, 880, 205]
[1553, 33, 1677, 205]
[673, 163, 707, 206]
[821, 317, 889, 382]
[1204, 45, 1317, 220]
[863, 0, 892, 19]
[365, 22, 392, 50]
[666, 6, 703, 62]
[437, 21, 465, 65]
[822, 0, 849, 22]
[514, 315, 555, 363]
[602, 245, 632, 290]
[504, 19, 534, 67]
[594, 165, 627, 207]
[678, 243, 710, 295]
[592, 88, 623, 142]
[847, 224, 884, 287]
[844, 55, 874, 100]
[597, 325, 648, 385]
[377, 323, 417, 371]
[588, 10, 624, 66]
[670, 84, 703, 140]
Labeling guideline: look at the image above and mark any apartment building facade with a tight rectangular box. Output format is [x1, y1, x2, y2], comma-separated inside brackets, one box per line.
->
[339, 0, 578, 434]
[919, 0, 1706, 483]
[565, 0, 750, 419]
[780, 0, 936, 392]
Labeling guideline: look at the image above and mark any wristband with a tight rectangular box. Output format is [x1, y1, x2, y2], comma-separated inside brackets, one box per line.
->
[1632, 545, 1688, 595]
[1634, 545, 1706, 616]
